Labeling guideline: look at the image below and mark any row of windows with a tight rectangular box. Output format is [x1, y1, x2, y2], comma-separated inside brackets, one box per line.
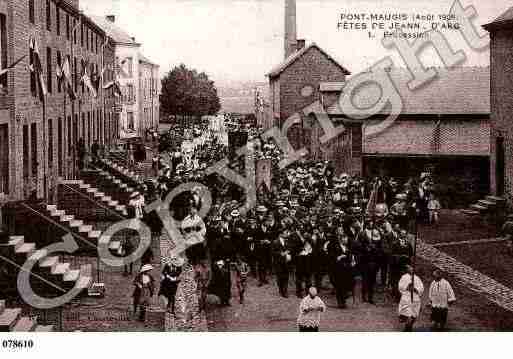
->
[121, 84, 136, 104]
[29, 0, 103, 55]
[19, 113, 119, 186]
[139, 77, 159, 100]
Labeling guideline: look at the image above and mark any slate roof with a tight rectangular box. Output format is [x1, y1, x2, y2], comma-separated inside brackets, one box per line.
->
[327, 66, 490, 116]
[267, 42, 350, 78]
[89, 15, 139, 45]
[139, 54, 158, 66]
[483, 7, 513, 30]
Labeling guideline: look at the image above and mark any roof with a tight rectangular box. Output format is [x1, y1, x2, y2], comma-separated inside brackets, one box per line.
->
[82, 15, 106, 36]
[320, 82, 345, 92]
[139, 54, 159, 67]
[328, 67, 490, 116]
[364, 118, 490, 156]
[267, 42, 350, 78]
[483, 7, 513, 31]
[89, 15, 139, 45]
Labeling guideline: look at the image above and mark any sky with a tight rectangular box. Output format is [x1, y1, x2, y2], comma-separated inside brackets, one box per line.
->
[80, 0, 510, 85]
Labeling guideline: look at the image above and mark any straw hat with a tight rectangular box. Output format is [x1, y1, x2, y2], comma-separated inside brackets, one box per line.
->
[256, 205, 268, 213]
[396, 193, 407, 201]
[140, 264, 153, 273]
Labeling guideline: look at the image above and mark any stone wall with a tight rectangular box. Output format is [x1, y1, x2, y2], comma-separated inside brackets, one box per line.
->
[489, 29, 513, 209]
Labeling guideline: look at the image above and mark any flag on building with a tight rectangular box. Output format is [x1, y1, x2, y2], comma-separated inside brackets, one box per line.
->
[56, 62, 62, 81]
[0, 55, 25, 94]
[115, 57, 129, 79]
[81, 65, 97, 98]
[62, 56, 76, 101]
[0, 55, 26, 78]
[29, 37, 47, 102]
[103, 80, 122, 97]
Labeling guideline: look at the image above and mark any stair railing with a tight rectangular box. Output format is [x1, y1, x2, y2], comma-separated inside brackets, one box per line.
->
[59, 182, 127, 221]
[21, 202, 104, 284]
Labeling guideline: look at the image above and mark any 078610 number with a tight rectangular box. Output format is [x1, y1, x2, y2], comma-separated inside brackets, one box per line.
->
[2, 339, 34, 349]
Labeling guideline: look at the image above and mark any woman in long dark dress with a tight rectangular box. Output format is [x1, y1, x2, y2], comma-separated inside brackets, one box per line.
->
[158, 263, 182, 314]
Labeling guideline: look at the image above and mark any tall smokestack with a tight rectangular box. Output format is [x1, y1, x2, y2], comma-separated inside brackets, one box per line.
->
[284, 0, 297, 59]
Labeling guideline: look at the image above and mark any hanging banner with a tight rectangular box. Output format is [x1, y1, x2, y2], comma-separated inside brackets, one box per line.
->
[256, 159, 272, 194]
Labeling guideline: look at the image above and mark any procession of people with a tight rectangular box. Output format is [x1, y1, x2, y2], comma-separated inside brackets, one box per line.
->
[124, 120, 453, 331]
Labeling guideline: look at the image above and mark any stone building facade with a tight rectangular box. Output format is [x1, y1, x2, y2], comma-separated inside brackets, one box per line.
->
[484, 9, 513, 209]
[139, 55, 160, 138]
[0, 0, 117, 202]
[91, 15, 160, 141]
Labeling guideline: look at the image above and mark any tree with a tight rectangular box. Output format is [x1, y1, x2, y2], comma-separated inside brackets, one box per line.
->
[160, 64, 221, 122]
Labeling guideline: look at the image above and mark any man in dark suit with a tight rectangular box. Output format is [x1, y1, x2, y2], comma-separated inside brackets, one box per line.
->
[327, 232, 354, 309]
[242, 217, 259, 277]
[256, 213, 276, 286]
[273, 231, 292, 298]
[291, 229, 312, 298]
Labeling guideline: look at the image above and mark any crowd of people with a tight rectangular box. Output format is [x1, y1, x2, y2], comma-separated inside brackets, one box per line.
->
[124, 122, 451, 331]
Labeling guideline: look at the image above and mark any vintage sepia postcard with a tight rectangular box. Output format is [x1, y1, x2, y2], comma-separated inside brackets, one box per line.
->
[0, 0, 512, 357]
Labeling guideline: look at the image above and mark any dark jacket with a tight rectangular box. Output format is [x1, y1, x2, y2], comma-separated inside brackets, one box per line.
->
[272, 238, 292, 273]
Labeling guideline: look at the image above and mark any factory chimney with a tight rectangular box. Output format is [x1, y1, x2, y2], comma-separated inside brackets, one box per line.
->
[284, 0, 297, 59]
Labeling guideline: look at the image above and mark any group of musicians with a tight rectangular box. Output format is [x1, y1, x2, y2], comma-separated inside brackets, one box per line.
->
[161, 158, 422, 310]
[200, 194, 415, 308]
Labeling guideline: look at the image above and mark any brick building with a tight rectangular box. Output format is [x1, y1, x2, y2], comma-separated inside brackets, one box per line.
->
[327, 67, 491, 201]
[484, 9, 513, 210]
[0, 0, 117, 202]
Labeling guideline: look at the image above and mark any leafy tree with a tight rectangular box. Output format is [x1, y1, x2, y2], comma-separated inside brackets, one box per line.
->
[160, 64, 221, 123]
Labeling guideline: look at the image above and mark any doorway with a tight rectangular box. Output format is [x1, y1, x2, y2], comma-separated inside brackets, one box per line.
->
[496, 137, 505, 196]
[0, 124, 8, 194]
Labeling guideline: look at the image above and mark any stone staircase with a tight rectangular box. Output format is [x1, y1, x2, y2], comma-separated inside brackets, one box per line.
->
[2, 235, 92, 298]
[97, 170, 137, 198]
[58, 178, 128, 217]
[460, 195, 506, 221]
[2, 201, 105, 256]
[98, 233, 122, 259]
[43, 204, 103, 246]
[0, 300, 54, 332]
[99, 158, 144, 188]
